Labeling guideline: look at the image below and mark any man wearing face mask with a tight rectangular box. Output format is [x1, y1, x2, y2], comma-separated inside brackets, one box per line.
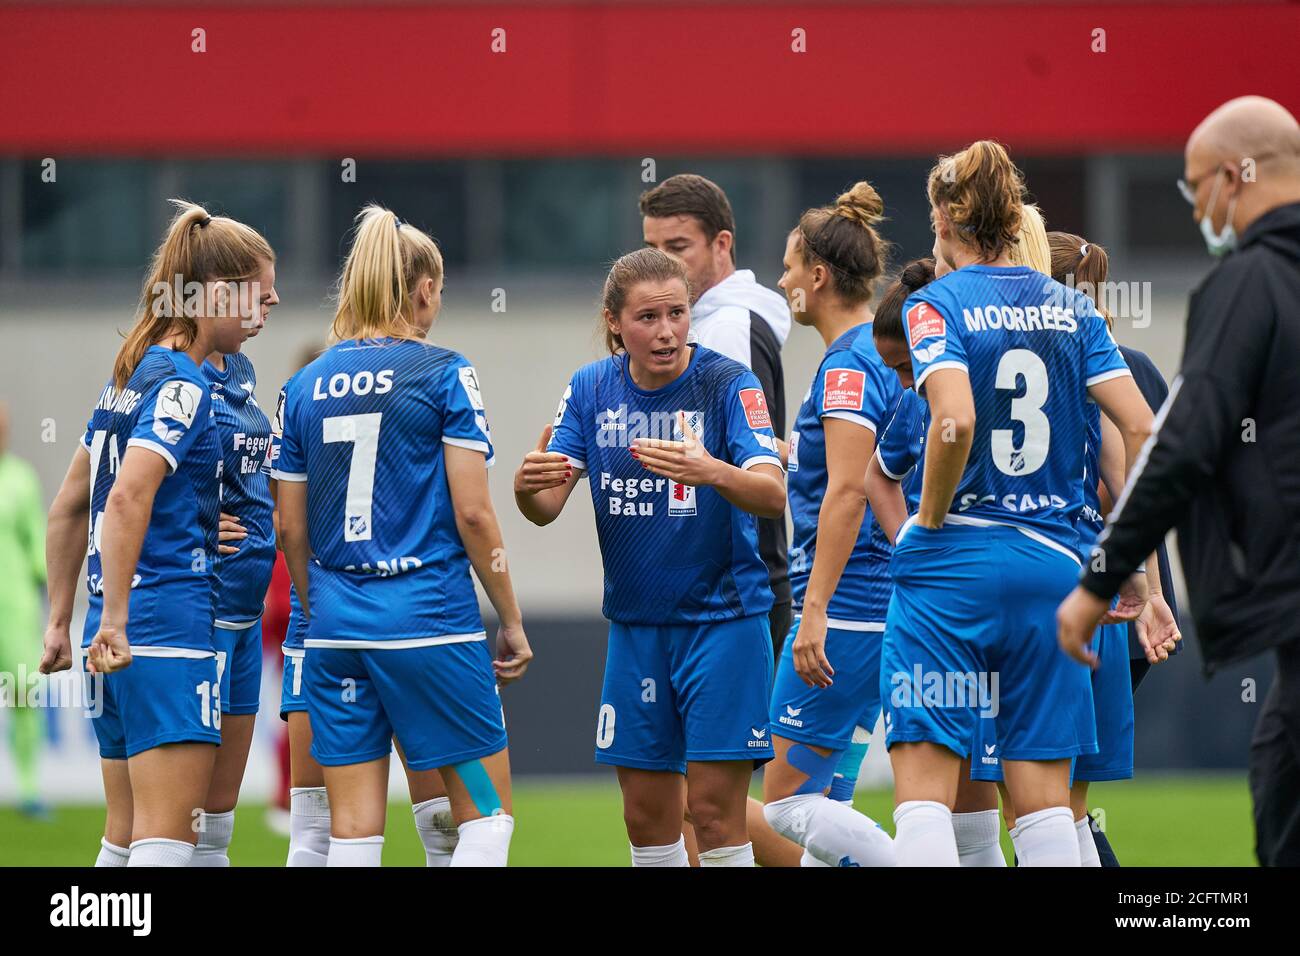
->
[1056, 95, 1300, 866]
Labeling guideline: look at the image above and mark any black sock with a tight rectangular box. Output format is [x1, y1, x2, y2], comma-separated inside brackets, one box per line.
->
[1090, 812, 1120, 867]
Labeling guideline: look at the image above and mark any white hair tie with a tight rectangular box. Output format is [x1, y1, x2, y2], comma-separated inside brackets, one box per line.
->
[1079, 243, 1090, 257]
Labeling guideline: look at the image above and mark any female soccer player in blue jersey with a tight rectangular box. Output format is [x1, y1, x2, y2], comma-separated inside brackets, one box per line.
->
[185, 264, 279, 866]
[274, 206, 531, 867]
[755, 182, 898, 867]
[40, 201, 273, 866]
[515, 247, 785, 867]
[883, 141, 1157, 866]
[270, 383, 469, 868]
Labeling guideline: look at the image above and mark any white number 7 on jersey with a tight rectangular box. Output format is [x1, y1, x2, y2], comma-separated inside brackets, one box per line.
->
[323, 413, 382, 542]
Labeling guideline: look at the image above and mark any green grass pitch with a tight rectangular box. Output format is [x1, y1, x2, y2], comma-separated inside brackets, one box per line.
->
[0, 773, 1256, 867]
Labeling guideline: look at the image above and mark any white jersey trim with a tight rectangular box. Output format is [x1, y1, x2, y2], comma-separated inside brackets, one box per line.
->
[214, 618, 259, 631]
[825, 618, 886, 632]
[938, 513, 1083, 567]
[125, 437, 178, 474]
[304, 631, 488, 651]
[874, 447, 908, 482]
[914, 360, 969, 391]
[740, 454, 784, 472]
[821, 410, 877, 433]
[282, 647, 305, 659]
[128, 646, 216, 659]
[1085, 367, 1134, 388]
[442, 436, 496, 469]
[270, 469, 307, 483]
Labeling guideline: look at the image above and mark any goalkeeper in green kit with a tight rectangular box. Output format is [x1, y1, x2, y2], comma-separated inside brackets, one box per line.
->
[0, 402, 48, 817]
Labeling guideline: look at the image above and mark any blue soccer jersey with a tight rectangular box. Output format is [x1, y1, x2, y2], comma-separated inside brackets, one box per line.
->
[203, 351, 276, 623]
[272, 337, 494, 644]
[1077, 404, 1104, 556]
[547, 344, 780, 625]
[787, 325, 900, 623]
[80, 345, 221, 651]
[904, 265, 1130, 554]
[875, 389, 927, 516]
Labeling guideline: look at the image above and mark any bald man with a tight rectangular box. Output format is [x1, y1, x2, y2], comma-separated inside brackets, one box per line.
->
[1057, 96, 1300, 865]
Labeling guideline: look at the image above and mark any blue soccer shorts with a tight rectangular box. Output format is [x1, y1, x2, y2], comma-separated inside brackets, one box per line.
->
[595, 614, 774, 775]
[880, 522, 1097, 764]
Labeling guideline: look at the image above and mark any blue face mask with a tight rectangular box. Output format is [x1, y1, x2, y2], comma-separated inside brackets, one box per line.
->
[1199, 167, 1239, 257]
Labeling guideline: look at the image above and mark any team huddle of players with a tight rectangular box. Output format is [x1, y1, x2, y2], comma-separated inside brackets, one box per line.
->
[38, 138, 1181, 867]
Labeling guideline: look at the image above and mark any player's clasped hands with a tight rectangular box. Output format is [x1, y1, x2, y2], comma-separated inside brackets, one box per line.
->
[631, 411, 718, 487]
[1101, 570, 1149, 624]
[1135, 592, 1182, 664]
[514, 424, 572, 493]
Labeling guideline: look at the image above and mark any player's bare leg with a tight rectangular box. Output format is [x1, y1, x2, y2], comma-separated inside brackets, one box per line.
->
[285, 711, 329, 866]
[192, 712, 255, 866]
[1002, 758, 1079, 866]
[94, 757, 132, 866]
[685, 760, 755, 864]
[321, 754, 389, 865]
[889, 740, 962, 865]
[438, 747, 514, 866]
[126, 742, 217, 866]
[398, 739, 458, 866]
[619, 767, 689, 866]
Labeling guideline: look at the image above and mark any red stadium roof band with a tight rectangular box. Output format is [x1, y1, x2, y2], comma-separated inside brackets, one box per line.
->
[0, 3, 1296, 156]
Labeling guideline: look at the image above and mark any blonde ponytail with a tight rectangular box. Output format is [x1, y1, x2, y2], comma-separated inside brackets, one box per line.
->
[332, 205, 444, 343]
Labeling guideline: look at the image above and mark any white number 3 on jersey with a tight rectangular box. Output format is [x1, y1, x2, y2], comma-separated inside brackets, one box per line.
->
[992, 349, 1050, 477]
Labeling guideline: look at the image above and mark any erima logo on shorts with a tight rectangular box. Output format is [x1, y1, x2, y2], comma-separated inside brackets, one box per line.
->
[748, 727, 770, 748]
[982, 743, 999, 766]
[153, 379, 202, 445]
[778, 704, 804, 729]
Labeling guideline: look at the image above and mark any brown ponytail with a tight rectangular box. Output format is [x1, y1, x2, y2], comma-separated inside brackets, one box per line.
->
[1048, 231, 1112, 328]
[114, 200, 273, 389]
[793, 180, 890, 305]
[927, 140, 1026, 261]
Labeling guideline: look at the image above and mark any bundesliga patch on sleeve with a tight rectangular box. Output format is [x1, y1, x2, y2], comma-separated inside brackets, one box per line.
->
[738, 388, 771, 429]
[822, 368, 866, 411]
[907, 301, 946, 347]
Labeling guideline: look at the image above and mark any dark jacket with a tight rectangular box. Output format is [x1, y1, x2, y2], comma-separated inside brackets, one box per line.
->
[1082, 202, 1300, 673]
